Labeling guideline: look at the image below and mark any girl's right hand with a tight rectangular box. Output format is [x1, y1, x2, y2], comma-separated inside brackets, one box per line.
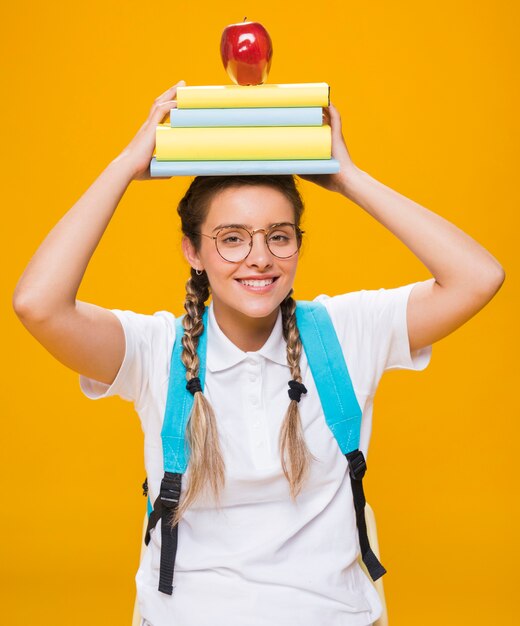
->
[117, 80, 186, 181]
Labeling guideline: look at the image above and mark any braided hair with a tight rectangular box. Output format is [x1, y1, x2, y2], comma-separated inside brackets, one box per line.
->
[172, 175, 313, 526]
[280, 291, 318, 500]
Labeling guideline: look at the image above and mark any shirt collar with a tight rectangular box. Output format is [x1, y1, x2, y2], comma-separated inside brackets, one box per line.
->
[206, 302, 289, 372]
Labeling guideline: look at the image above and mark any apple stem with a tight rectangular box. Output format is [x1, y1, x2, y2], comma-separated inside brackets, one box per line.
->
[243, 16, 247, 21]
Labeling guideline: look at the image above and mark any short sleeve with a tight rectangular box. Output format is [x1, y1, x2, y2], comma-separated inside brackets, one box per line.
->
[383, 281, 433, 371]
[79, 308, 175, 409]
[315, 281, 432, 393]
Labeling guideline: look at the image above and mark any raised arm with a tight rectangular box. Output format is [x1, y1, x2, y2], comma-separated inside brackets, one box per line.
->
[12, 81, 185, 385]
[300, 104, 505, 353]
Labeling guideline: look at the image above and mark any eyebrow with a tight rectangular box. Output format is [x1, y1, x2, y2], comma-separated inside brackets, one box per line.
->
[211, 222, 290, 232]
[211, 223, 251, 232]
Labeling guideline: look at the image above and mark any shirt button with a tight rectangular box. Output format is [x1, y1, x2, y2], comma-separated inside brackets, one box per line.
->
[252, 421, 260, 428]
[251, 396, 259, 406]
[256, 440, 264, 447]
[249, 374, 257, 382]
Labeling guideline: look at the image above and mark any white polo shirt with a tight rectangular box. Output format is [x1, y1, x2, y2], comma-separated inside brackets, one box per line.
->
[80, 281, 432, 626]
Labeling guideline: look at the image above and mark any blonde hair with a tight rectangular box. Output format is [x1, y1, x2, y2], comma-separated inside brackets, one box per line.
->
[172, 175, 314, 527]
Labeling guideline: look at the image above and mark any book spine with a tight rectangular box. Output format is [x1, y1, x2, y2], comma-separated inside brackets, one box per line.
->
[170, 107, 323, 127]
[176, 82, 330, 109]
[150, 158, 340, 177]
[155, 125, 331, 161]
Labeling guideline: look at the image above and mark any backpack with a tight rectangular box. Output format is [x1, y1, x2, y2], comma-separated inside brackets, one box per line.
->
[142, 300, 386, 595]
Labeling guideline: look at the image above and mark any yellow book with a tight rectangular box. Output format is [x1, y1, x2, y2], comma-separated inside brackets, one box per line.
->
[155, 124, 332, 161]
[176, 82, 330, 109]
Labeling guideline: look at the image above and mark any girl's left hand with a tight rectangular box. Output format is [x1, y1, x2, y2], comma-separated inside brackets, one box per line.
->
[298, 102, 357, 194]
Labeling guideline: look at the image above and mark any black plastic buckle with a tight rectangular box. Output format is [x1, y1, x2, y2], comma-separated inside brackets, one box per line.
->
[346, 450, 367, 480]
[160, 473, 182, 509]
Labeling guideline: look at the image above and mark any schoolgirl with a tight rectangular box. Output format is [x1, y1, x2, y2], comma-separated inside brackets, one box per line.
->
[13, 81, 505, 626]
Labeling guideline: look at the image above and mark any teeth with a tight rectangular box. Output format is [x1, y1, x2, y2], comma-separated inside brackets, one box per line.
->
[239, 278, 274, 287]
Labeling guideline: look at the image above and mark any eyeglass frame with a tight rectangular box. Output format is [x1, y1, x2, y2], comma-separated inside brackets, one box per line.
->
[188, 222, 305, 263]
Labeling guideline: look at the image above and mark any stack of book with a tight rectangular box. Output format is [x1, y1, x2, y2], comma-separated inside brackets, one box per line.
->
[149, 82, 340, 177]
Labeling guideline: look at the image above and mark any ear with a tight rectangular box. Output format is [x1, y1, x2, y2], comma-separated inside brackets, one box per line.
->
[181, 235, 203, 271]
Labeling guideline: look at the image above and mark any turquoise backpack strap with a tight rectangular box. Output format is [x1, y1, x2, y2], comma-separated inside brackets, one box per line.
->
[144, 307, 209, 595]
[295, 300, 387, 581]
[161, 309, 209, 473]
[295, 300, 362, 453]
[142, 301, 384, 595]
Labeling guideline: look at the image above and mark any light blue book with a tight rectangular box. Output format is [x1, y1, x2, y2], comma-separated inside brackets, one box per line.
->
[150, 158, 340, 177]
[169, 107, 323, 127]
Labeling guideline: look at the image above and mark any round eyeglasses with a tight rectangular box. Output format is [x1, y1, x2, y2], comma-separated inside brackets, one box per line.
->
[193, 222, 304, 263]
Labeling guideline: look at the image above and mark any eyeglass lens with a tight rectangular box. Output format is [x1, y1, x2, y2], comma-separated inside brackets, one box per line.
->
[215, 225, 301, 262]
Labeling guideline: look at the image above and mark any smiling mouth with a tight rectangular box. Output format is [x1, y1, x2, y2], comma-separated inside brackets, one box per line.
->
[236, 277, 278, 287]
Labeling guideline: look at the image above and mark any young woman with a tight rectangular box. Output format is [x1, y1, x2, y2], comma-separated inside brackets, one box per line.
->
[13, 81, 505, 626]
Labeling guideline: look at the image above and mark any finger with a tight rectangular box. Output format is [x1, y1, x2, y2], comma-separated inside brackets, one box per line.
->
[328, 103, 342, 130]
[148, 99, 179, 125]
[325, 104, 343, 142]
[322, 106, 331, 126]
[156, 80, 186, 102]
[155, 80, 186, 104]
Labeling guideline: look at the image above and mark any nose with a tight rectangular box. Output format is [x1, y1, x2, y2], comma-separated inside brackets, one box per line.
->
[245, 231, 273, 269]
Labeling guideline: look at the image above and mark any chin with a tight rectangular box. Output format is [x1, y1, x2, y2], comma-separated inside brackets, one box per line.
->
[224, 288, 288, 318]
[235, 298, 282, 319]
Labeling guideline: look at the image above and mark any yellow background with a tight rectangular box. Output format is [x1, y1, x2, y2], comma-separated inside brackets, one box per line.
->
[2, 1, 518, 624]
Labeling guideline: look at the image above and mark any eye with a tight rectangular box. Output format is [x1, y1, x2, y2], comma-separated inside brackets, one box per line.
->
[222, 235, 242, 243]
[218, 229, 249, 246]
[268, 228, 293, 244]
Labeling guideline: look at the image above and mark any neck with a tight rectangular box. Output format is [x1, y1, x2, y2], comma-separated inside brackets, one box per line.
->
[212, 300, 280, 352]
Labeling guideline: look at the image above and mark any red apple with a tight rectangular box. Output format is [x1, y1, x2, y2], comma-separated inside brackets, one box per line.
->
[220, 19, 273, 85]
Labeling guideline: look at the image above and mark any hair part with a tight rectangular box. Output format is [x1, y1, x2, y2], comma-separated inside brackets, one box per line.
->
[177, 175, 305, 250]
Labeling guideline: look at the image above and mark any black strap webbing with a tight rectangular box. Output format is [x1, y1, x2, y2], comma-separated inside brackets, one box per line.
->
[143, 472, 183, 595]
[345, 450, 387, 581]
[143, 454, 385, 593]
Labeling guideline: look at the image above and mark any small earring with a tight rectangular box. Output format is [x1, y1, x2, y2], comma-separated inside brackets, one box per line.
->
[195, 268, 203, 276]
